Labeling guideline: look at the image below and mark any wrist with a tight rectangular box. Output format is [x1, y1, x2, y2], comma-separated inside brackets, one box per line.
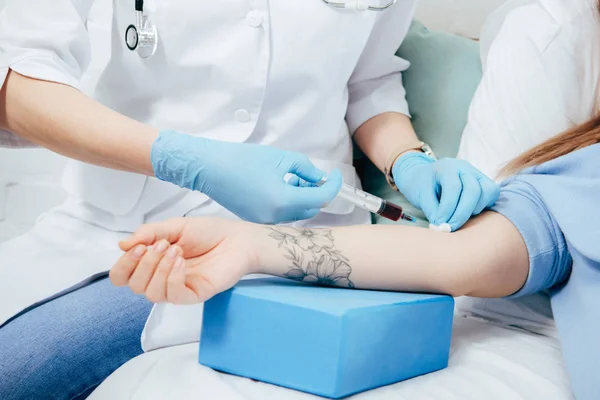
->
[246, 224, 293, 277]
[243, 223, 274, 275]
[392, 151, 436, 181]
[385, 141, 437, 190]
[139, 127, 160, 175]
[151, 131, 210, 190]
[395, 150, 436, 167]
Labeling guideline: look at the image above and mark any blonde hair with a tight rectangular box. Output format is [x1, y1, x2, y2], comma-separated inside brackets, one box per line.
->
[499, 113, 600, 176]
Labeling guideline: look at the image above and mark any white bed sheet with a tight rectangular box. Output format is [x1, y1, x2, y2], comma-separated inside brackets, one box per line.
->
[89, 314, 573, 400]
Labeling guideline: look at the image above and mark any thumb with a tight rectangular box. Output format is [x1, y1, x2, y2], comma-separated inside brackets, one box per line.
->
[318, 168, 344, 205]
[288, 169, 343, 211]
[285, 153, 325, 184]
[294, 169, 343, 210]
[119, 228, 155, 252]
[119, 218, 187, 251]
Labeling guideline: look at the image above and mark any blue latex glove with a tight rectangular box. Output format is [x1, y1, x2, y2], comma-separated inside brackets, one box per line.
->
[151, 131, 342, 224]
[392, 153, 500, 231]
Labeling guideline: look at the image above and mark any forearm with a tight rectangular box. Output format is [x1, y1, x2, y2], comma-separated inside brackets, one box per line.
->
[353, 112, 419, 173]
[253, 212, 529, 298]
[0, 71, 158, 175]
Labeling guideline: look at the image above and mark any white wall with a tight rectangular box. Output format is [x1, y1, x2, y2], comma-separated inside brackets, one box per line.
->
[0, 150, 67, 241]
[0, 0, 509, 242]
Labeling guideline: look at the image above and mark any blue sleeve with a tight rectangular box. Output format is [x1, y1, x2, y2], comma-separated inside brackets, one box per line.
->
[491, 177, 572, 298]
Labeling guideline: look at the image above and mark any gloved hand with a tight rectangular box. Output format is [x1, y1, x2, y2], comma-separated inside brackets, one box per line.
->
[150, 131, 342, 224]
[392, 152, 500, 231]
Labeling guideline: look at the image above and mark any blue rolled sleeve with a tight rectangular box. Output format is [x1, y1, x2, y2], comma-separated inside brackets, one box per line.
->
[491, 177, 572, 298]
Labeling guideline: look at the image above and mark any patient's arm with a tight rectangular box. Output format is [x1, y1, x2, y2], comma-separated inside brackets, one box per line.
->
[111, 211, 529, 304]
[257, 212, 529, 298]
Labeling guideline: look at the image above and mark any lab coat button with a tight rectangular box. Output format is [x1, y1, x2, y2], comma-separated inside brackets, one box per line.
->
[246, 10, 263, 28]
[234, 109, 251, 123]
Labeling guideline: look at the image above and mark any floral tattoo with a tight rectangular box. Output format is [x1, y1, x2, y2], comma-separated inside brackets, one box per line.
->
[267, 227, 354, 288]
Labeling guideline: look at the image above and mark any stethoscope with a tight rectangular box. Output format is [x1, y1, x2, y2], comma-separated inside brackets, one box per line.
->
[322, 0, 396, 11]
[125, 0, 158, 59]
[124, 0, 396, 59]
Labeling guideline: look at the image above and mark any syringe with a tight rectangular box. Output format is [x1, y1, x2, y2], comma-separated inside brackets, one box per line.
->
[318, 179, 417, 223]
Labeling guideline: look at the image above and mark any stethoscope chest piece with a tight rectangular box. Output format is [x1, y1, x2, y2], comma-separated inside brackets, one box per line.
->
[125, 1, 158, 59]
[125, 24, 139, 51]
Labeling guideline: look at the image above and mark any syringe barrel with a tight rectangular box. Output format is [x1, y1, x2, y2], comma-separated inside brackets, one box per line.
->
[336, 183, 384, 214]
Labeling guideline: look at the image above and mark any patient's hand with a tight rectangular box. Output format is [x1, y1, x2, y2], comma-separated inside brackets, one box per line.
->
[109, 218, 258, 304]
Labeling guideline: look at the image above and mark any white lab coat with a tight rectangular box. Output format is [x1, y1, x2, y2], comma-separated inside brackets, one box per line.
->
[0, 0, 417, 350]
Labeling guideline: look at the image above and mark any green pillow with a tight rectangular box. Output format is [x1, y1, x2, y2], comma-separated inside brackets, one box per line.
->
[357, 20, 482, 226]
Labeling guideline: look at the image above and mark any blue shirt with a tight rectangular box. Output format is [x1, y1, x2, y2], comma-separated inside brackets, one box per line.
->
[492, 143, 600, 400]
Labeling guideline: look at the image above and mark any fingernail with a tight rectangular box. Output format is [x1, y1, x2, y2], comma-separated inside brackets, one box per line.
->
[154, 240, 168, 253]
[166, 246, 178, 259]
[132, 245, 146, 259]
[174, 257, 184, 271]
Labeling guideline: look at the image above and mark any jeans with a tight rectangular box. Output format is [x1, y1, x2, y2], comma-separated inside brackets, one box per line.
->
[0, 277, 153, 400]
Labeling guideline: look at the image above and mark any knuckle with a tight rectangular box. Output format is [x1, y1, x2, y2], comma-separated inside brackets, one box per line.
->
[493, 186, 501, 199]
[278, 151, 292, 166]
[137, 224, 151, 236]
[130, 286, 144, 295]
[173, 217, 187, 225]
[129, 281, 144, 295]
[145, 292, 163, 304]
[490, 182, 501, 195]
[157, 261, 171, 273]
[482, 181, 500, 199]
[108, 269, 123, 286]
[167, 290, 183, 304]
[167, 295, 180, 304]
[444, 182, 461, 194]
[486, 177, 499, 187]
[471, 181, 483, 197]
[423, 207, 437, 220]
[294, 152, 309, 165]
[167, 273, 179, 286]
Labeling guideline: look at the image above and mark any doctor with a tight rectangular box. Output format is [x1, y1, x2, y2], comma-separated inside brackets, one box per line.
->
[0, 0, 498, 398]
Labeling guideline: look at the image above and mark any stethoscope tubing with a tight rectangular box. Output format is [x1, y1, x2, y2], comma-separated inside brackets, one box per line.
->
[321, 0, 396, 11]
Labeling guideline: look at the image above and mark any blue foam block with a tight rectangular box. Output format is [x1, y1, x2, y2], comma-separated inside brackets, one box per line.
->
[199, 278, 454, 399]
